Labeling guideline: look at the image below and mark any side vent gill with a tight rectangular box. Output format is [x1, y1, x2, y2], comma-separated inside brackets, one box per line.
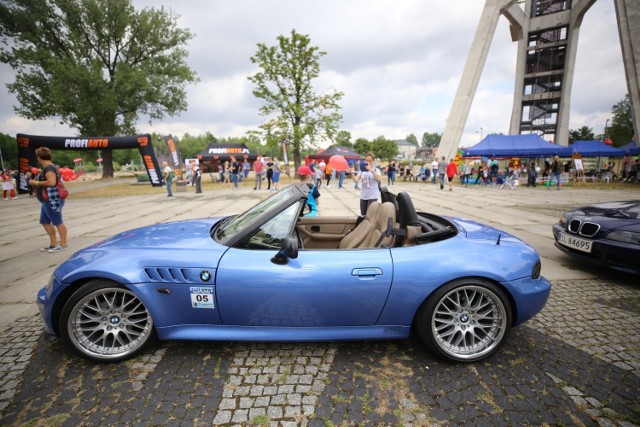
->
[144, 267, 190, 283]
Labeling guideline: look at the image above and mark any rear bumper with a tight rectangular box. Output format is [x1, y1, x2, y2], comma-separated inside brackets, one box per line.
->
[503, 276, 552, 325]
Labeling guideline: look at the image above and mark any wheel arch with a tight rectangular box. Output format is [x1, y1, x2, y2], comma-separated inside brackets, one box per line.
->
[411, 275, 518, 329]
[51, 277, 130, 336]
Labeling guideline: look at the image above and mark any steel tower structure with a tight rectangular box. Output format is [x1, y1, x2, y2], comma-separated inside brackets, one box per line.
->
[436, 0, 640, 161]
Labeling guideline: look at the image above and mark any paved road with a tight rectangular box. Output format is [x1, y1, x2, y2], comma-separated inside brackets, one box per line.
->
[0, 179, 638, 426]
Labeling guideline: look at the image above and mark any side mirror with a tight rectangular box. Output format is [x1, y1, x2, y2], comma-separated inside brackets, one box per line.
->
[270, 236, 299, 265]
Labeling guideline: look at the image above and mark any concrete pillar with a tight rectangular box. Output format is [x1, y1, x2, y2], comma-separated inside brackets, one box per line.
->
[437, 0, 638, 158]
[615, 0, 640, 141]
[436, 0, 516, 161]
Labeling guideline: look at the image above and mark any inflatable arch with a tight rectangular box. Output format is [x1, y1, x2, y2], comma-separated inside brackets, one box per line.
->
[16, 133, 163, 193]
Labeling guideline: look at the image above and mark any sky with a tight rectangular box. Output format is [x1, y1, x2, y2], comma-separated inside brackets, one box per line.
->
[0, 0, 628, 149]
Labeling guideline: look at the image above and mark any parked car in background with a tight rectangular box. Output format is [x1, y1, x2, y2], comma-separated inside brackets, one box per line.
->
[38, 185, 551, 364]
[552, 200, 640, 275]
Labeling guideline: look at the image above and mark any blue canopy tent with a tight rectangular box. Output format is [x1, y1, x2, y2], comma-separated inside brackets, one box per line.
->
[462, 134, 568, 158]
[619, 141, 640, 156]
[565, 140, 625, 157]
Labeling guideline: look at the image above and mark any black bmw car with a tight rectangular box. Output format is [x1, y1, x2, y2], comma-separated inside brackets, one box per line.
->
[552, 200, 640, 275]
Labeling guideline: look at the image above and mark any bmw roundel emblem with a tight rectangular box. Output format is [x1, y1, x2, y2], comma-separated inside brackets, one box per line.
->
[200, 270, 212, 282]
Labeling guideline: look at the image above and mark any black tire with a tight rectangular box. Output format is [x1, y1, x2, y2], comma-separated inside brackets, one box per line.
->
[59, 280, 157, 363]
[416, 278, 512, 363]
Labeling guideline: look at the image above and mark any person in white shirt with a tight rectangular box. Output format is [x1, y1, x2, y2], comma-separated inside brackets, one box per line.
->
[431, 158, 438, 184]
[352, 152, 381, 216]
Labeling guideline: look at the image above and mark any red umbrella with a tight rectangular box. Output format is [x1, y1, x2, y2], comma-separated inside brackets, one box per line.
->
[73, 158, 83, 163]
[328, 155, 349, 172]
[603, 138, 613, 145]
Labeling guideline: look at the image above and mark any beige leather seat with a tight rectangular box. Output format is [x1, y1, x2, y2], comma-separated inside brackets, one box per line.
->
[338, 202, 381, 249]
[361, 202, 397, 248]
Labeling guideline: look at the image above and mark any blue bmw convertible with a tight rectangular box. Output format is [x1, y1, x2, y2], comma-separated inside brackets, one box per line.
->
[37, 185, 550, 363]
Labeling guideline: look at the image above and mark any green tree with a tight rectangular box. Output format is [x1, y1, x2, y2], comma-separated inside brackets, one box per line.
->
[422, 132, 442, 148]
[353, 137, 372, 155]
[568, 126, 594, 144]
[248, 29, 344, 171]
[0, 133, 18, 169]
[371, 136, 398, 161]
[0, 0, 198, 178]
[607, 94, 634, 147]
[336, 130, 353, 147]
[406, 133, 418, 146]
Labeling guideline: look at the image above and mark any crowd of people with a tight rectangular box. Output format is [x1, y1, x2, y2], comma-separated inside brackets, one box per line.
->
[6, 146, 639, 255]
[162, 151, 640, 206]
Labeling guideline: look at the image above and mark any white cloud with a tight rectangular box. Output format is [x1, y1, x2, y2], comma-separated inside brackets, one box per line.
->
[0, 0, 628, 147]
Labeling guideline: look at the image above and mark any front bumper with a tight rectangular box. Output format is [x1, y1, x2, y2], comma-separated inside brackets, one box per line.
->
[552, 224, 640, 275]
[36, 286, 56, 336]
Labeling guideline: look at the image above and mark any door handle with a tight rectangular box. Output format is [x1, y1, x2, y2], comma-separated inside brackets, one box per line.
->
[352, 268, 383, 277]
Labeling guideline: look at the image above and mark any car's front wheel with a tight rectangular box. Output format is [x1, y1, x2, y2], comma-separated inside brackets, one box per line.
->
[59, 280, 157, 363]
[416, 279, 512, 363]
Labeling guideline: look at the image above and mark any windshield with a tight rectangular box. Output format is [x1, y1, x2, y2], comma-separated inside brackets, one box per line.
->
[215, 186, 296, 242]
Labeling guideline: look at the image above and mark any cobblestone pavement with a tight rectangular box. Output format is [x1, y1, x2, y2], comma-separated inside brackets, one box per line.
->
[1, 278, 638, 426]
[1, 182, 639, 426]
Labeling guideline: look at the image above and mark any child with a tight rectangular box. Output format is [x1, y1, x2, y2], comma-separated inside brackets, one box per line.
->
[315, 165, 323, 189]
[2, 169, 17, 200]
[298, 165, 320, 216]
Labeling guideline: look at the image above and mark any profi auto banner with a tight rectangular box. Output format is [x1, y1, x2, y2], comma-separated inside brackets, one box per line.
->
[163, 136, 183, 179]
[16, 133, 163, 192]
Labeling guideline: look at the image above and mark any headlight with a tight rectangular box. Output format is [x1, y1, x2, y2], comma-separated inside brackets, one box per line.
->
[46, 273, 56, 292]
[532, 260, 541, 279]
[605, 230, 640, 245]
[559, 214, 569, 226]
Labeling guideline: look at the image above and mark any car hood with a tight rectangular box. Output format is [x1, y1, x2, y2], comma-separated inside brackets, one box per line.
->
[90, 218, 224, 250]
[449, 217, 525, 245]
[567, 200, 640, 223]
[54, 218, 228, 284]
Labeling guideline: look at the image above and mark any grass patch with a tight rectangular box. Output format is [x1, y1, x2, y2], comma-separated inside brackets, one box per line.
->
[252, 414, 269, 425]
[22, 413, 70, 427]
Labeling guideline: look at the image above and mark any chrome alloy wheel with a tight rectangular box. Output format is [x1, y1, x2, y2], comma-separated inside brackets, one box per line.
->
[67, 287, 154, 361]
[431, 285, 508, 361]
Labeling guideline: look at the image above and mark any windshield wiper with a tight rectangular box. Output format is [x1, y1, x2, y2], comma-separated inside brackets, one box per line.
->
[605, 209, 631, 218]
[211, 216, 232, 238]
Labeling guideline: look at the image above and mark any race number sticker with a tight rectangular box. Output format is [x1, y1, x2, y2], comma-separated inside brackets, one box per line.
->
[190, 287, 215, 309]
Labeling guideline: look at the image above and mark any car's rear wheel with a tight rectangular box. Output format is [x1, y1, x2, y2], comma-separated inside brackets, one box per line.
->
[59, 280, 156, 363]
[416, 279, 511, 363]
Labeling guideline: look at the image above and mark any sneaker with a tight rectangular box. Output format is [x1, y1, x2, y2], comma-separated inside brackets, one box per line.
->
[40, 246, 55, 252]
[11, 197, 17, 200]
[48, 245, 63, 253]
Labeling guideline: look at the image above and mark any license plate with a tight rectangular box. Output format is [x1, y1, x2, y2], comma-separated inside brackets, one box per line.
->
[558, 232, 592, 253]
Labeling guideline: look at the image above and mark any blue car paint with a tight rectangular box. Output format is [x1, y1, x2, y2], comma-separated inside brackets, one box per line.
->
[157, 324, 411, 342]
[214, 246, 393, 327]
[38, 219, 227, 334]
[378, 225, 549, 327]
[37, 196, 551, 347]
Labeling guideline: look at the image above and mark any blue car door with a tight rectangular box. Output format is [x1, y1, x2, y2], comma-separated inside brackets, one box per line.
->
[215, 247, 393, 327]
